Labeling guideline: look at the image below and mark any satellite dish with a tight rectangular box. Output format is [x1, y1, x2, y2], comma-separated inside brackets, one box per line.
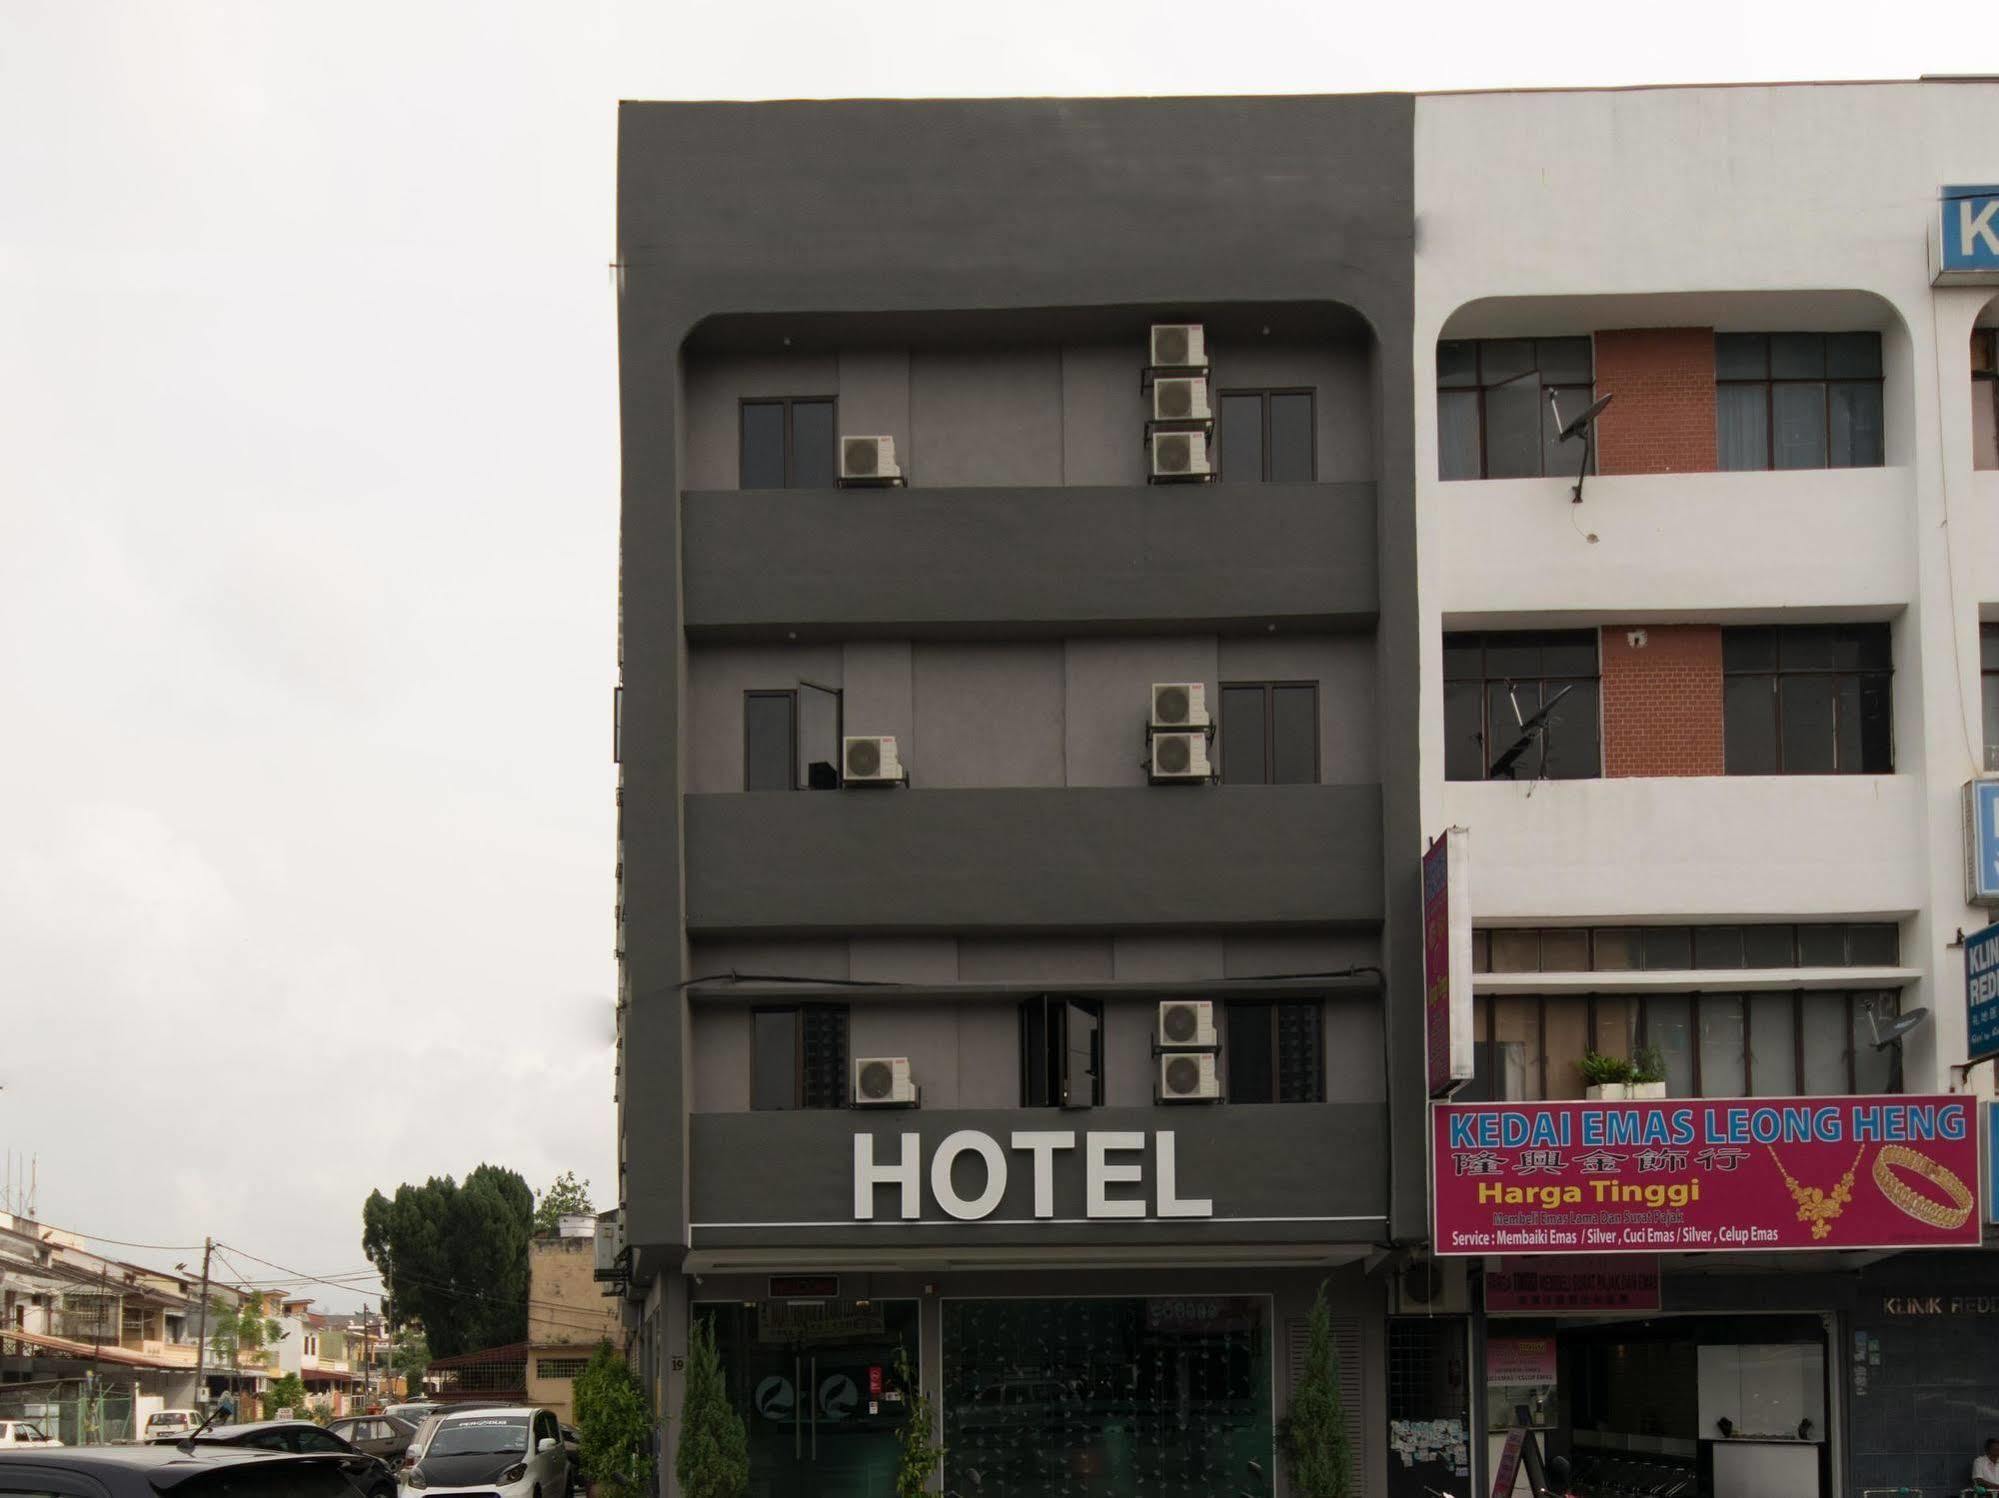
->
[1547, 390, 1615, 504]
[1867, 1003, 1929, 1051]
[1558, 393, 1615, 442]
[1487, 683, 1576, 780]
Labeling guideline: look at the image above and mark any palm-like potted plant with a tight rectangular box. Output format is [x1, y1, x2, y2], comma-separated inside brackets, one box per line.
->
[1628, 1045, 1668, 1099]
[1578, 1050, 1635, 1101]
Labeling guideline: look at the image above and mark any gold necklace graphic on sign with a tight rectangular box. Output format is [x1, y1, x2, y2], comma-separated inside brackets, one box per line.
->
[1871, 1145, 1975, 1232]
[1766, 1144, 1864, 1240]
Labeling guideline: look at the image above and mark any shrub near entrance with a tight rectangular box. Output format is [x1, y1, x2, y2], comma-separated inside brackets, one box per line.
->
[574, 1339, 656, 1495]
[674, 1319, 747, 1498]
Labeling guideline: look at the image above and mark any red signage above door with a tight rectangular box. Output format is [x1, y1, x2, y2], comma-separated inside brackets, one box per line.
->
[1434, 1096, 1981, 1255]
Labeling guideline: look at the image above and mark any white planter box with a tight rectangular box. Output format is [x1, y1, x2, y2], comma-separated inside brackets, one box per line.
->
[1585, 1083, 1630, 1101]
[1630, 1081, 1667, 1100]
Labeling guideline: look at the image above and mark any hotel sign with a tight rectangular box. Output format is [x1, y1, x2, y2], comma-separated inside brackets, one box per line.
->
[1932, 185, 1999, 284]
[1433, 1097, 1981, 1255]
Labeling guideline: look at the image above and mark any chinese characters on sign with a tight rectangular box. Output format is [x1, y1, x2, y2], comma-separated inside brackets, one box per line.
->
[1433, 1097, 1981, 1255]
[1483, 1255, 1662, 1312]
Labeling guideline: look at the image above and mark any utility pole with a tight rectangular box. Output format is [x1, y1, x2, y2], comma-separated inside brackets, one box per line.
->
[189, 1239, 213, 1414]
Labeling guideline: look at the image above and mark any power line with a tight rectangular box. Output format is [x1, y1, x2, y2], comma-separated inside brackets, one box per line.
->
[215, 1243, 616, 1335]
[3, 1219, 208, 1254]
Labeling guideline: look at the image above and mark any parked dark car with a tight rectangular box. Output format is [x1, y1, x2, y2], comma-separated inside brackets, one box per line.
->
[175, 1420, 396, 1498]
[0, 1442, 371, 1495]
[326, 1414, 417, 1464]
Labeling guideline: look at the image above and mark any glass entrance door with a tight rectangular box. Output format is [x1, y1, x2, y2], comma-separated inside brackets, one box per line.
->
[704, 1298, 919, 1498]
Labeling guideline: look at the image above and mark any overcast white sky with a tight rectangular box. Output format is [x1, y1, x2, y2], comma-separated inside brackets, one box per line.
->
[2, 1, 1994, 1310]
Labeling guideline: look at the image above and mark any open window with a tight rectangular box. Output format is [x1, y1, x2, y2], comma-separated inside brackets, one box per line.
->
[743, 681, 844, 790]
[1021, 996, 1103, 1108]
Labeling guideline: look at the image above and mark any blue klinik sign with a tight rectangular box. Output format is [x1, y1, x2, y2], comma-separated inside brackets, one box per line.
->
[1933, 186, 1999, 284]
[1966, 923, 1999, 1066]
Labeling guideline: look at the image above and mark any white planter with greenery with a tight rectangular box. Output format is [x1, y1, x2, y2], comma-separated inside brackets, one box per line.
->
[1585, 1082, 1630, 1101]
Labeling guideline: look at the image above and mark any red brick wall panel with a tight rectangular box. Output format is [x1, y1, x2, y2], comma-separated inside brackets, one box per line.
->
[1600, 624, 1725, 777]
[1593, 328, 1718, 476]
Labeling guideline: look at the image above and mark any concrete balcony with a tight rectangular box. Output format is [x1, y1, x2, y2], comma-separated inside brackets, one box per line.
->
[681, 783, 1383, 935]
[686, 1102, 1389, 1258]
[1430, 466, 1914, 621]
[1441, 773, 1925, 922]
[681, 482, 1378, 640]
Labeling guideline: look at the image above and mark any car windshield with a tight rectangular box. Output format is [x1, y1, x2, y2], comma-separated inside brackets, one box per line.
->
[428, 1417, 528, 1457]
[13, 1423, 47, 1439]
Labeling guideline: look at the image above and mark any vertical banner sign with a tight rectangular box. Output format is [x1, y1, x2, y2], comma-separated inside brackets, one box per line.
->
[1963, 780, 1999, 907]
[1488, 1427, 1526, 1498]
[1933, 186, 1999, 284]
[1988, 1104, 1999, 1227]
[1433, 1096, 1981, 1254]
[1968, 921, 1999, 1065]
[1424, 827, 1473, 1097]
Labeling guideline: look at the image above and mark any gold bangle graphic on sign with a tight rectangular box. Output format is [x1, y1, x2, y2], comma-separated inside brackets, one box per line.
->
[1766, 1144, 1863, 1240]
[1871, 1144, 1974, 1232]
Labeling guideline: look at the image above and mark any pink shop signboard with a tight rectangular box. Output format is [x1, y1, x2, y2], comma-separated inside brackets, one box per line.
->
[1432, 1096, 1981, 1256]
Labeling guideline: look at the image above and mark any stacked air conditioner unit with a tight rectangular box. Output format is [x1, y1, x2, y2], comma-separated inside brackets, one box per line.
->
[1156, 999, 1221, 1102]
[1147, 683, 1214, 784]
[1146, 324, 1214, 484]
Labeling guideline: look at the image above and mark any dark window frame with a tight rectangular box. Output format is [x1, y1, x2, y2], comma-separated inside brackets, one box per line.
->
[738, 395, 837, 489]
[1981, 622, 1999, 767]
[1224, 999, 1325, 1104]
[1721, 624, 1893, 775]
[1975, 329, 1999, 469]
[1436, 337, 1595, 480]
[1471, 988, 1899, 1099]
[742, 688, 798, 791]
[1715, 332, 1885, 472]
[1443, 630, 1602, 781]
[1219, 679, 1320, 785]
[1471, 921, 1899, 974]
[1217, 387, 1317, 482]
[1018, 995, 1104, 1108]
[750, 1003, 849, 1110]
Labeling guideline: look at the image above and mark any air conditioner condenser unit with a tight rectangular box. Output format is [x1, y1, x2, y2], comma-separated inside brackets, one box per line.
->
[840, 435, 903, 484]
[1158, 1051, 1220, 1102]
[1152, 376, 1211, 422]
[1150, 431, 1212, 481]
[1150, 682, 1209, 730]
[1156, 999, 1217, 1049]
[1149, 323, 1207, 370]
[842, 735, 903, 786]
[1148, 732, 1211, 783]
[852, 1056, 919, 1107]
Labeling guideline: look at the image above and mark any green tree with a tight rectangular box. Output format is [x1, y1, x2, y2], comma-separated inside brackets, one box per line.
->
[207, 1298, 281, 1378]
[891, 1347, 943, 1498]
[265, 1373, 308, 1419]
[532, 1171, 595, 1236]
[1284, 1282, 1354, 1498]
[574, 1340, 655, 1493]
[361, 1163, 533, 1358]
[675, 1318, 747, 1498]
[390, 1326, 431, 1397]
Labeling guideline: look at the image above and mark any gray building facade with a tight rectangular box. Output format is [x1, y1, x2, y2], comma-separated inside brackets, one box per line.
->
[614, 95, 1421, 1498]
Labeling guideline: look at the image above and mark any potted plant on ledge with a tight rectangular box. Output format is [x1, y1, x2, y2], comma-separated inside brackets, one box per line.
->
[1629, 1046, 1668, 1099]
[1578, 1050, 1634, 1101]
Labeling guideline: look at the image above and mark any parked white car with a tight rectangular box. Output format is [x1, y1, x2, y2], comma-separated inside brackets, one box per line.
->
[0, 1419, 61, 1447]
[400, 1405, 567, 1497]
[142, 1409, 200, 1443]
